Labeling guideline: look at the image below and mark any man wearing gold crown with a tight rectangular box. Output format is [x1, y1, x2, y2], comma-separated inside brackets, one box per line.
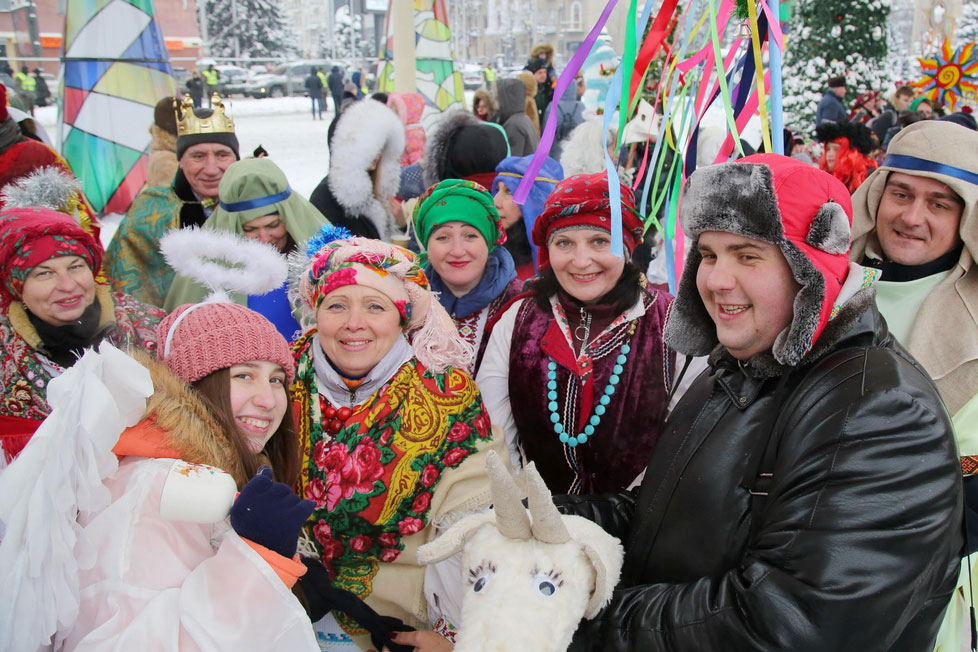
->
[104, 94, 239, 307]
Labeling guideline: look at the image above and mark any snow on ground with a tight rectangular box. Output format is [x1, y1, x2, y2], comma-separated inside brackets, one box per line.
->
[34, 92, 476, 247]
[36, 96, 334, 198]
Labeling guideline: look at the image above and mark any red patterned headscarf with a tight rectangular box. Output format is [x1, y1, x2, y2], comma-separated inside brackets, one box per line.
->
[532, 173, 644, 267]
[0, 206, 103, 308]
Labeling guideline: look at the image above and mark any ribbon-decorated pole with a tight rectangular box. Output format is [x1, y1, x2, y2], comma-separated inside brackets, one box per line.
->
[746, 0, 772, 154]
[512, 0, 620, 207]
[616, 0, 639, 152]
[766, 0, 784, 153]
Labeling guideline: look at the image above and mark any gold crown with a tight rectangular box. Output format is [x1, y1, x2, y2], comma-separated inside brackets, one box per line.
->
[174, 93, 235, 137]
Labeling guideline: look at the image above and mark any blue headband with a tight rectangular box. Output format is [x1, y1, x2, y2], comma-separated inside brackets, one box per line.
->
[883, 154, 978, 187]
[219, 186, 292, 212]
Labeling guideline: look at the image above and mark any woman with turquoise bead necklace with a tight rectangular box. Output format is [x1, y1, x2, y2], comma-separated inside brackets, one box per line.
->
[478, 173, 675, 494]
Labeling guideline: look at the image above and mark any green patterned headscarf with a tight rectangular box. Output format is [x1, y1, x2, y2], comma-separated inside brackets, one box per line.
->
[412, 179, 505, 254]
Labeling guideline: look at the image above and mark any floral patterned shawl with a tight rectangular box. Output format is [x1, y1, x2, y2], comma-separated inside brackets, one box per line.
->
[291, 330, 501, 642]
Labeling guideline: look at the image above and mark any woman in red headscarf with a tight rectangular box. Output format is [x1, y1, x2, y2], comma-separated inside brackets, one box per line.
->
[0, 207, 163, 462]
[477, 173, 675, 494]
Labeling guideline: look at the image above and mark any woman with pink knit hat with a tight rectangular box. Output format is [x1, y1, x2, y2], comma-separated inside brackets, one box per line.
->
[58, 299, 323, 650]
[478, 173, 674, 495]
[289, 226, 506, 650]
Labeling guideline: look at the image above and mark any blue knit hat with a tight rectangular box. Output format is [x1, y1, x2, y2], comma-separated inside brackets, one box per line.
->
[492, 155, 564, 269]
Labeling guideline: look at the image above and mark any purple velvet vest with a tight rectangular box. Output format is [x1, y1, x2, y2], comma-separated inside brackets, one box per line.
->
[508, 288, 674, 494]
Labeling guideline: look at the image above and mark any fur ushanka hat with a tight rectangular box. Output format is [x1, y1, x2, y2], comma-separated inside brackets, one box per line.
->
[664, 153, 853, 367]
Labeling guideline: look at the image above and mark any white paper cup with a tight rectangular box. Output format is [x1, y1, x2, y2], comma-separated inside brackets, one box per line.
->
[159, 460, 238, 523]
[391, 234, 411, 248]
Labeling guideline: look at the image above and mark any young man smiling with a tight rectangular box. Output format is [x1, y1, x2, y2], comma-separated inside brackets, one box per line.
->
[560, 154, 962, 651]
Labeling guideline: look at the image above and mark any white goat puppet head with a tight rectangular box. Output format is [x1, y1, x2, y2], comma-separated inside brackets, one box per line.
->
[417, 451, 624, 652]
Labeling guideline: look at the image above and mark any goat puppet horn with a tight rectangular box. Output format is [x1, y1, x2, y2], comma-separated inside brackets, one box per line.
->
[525, 461, 570, 544]
[487, 450, 531, 539]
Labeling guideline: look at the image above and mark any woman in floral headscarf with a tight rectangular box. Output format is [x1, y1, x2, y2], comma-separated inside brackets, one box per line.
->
[0, 207, 163, 462]
[412, 179, 523, 374]
[288, 226, 504, 650]
[478, 173, 673, 495]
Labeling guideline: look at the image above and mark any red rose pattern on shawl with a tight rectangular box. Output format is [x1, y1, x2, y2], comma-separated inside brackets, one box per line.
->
[291, 331, 490, 595]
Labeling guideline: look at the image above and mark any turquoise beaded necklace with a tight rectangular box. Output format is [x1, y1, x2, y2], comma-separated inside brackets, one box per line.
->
[547, 321, 636, 448]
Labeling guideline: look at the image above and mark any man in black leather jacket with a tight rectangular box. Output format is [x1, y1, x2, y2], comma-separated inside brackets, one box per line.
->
[561, 153, 963, 651]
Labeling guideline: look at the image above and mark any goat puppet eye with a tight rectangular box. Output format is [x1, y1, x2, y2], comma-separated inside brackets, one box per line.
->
[473, 575, 490, 593]
[536, 579, 557, 597]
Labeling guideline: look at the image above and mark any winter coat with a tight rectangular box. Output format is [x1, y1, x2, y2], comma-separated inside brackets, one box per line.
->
[145, 124, 178, 189]
[105, 170, 210, 307]
[869, 103, 898, 144]
[185, 76, 204, 100]
[517, 71, 542, 135]
[0, 286, 163, 462]
[386, 92, 427, 166]
[62, 353, 318, 651]
[309, 98, 404, 240]
[542, 84, 586, 160]
[304, 72, 323, 94]
[814, 90, 847, 126]
[497, 78, 539, 157]
[327, 70, 344, 95]
[560, 296, 963, 651]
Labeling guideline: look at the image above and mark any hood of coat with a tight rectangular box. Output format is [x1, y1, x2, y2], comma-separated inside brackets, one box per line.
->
[149, 124, 177, 154]
[517, 71, 538, 99]
[120, 350, 247, 486]
[422, 110, 510, 188]
[497, 78, 528, 123]
[327, 99, 406, 236]
[473, 89, 496, 116]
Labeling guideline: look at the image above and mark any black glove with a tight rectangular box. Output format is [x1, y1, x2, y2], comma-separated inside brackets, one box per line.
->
[298, 558, 415, 652]
[230, 466, 314, 558]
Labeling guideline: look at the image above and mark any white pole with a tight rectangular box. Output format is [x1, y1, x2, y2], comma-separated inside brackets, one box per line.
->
[392, 0, 416, 93]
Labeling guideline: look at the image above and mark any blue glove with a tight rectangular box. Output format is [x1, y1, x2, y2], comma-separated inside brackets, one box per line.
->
[230, 466, 314, 558]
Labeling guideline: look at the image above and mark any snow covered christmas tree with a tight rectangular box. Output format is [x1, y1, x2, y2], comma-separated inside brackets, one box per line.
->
[202, 0, 298, 59]
[956, 1, 978, 45]
[783, 0, 895, 133]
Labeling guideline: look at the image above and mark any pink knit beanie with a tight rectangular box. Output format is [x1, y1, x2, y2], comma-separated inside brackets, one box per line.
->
[157, 302, 295, 385]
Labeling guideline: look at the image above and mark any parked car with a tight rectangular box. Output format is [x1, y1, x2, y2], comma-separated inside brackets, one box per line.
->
[216, 65, 251, 97]
[244, 60, 342, 98]
[459, 63, 484, 90]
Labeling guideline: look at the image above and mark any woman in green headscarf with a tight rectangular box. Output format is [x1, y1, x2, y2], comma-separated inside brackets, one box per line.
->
[164, 158, 328, 339]
[412, 179, 522, 374]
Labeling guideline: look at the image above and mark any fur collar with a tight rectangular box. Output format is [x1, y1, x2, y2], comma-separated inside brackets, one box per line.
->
[149, 124, 177, 153]
[422, 109, 481, 188]
[124, 350, 247, 486]
[8, 284, 115, 351]
[327, 99, 405, 239]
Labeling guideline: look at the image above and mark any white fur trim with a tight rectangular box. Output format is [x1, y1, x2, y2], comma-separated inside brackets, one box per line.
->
[160, 227, 288, 301]
[327, 99, 406, 238]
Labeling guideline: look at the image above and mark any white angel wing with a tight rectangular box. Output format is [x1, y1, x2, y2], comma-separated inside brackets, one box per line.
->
[0, 342, 153, 652]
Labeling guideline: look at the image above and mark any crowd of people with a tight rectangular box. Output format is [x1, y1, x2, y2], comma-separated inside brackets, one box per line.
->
[1, 41, 978, 652]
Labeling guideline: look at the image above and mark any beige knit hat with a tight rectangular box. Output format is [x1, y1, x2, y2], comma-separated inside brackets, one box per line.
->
[157, 302, 295, 385]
